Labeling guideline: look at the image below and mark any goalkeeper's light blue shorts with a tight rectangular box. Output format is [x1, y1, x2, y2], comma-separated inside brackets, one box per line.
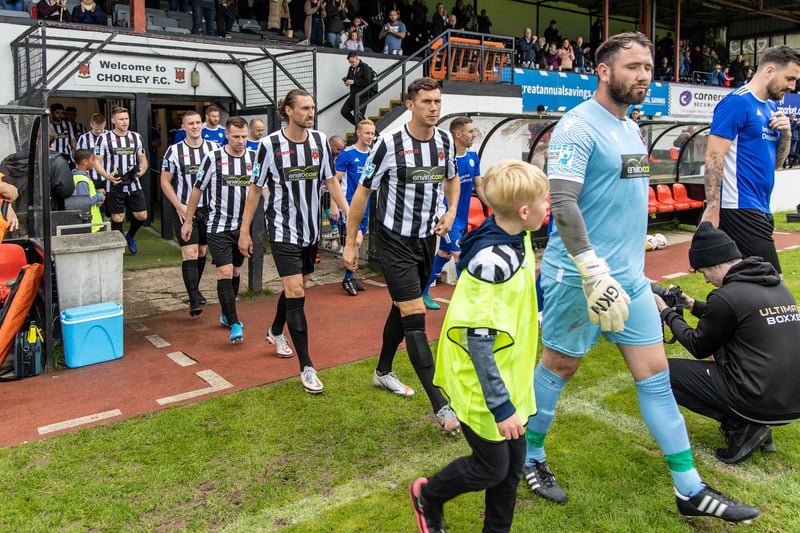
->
[540, 274, 663, 357]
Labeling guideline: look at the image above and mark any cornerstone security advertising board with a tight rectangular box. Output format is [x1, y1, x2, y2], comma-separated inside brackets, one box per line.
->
[667, 85, 732, 120]
[72, 56, 193, 93]
[515, 69, 669, 116]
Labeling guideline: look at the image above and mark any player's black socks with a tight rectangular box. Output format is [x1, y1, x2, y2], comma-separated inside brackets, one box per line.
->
[181, 260, 200, 303]
[111, 221, 123, 234]
[232, 275, 240, 297]
[196, 255, 207, 280]
[376, 305, 404, 373]
[286, 296, 312, 370]
[271, 292, 287, 335]
[217, 278, 238, 326]
[402, 313, 448, 412]
[128, 217, 144, 237]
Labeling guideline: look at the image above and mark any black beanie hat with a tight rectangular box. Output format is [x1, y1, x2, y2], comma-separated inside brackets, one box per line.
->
[689, 222, 742, 270]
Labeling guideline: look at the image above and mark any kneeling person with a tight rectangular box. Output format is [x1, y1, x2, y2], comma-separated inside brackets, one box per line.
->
[657, 222, 800, 464]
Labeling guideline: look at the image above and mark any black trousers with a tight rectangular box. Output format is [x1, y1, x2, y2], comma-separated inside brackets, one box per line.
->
[423, 422, 526, 533]
[340, 94, 367, 125]
[669, 358, 749, 428]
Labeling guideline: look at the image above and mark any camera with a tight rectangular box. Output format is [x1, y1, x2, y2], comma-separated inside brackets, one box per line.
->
[651, 282, 683, 311]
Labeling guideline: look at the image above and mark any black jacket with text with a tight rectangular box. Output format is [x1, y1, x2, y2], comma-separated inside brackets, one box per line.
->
[662, 258, 800, 423]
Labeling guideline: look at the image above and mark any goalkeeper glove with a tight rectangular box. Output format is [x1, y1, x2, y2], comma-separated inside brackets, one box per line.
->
[572, 250, 631, 332]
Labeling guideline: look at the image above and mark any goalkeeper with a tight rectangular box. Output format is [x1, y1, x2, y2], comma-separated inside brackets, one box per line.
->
[520, 32, 759, 523]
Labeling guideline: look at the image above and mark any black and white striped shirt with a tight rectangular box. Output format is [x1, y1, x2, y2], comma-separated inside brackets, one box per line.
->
[360, 124, 457, 238]
[94, 130, 145, 193]
[51, 121, 75, 161]
[468, 245, 525, 283]
[195, 147, 255, 234]
[252, 129, 334, 246]
[76, 130, 105, 183]
[162, 140, 219, 207]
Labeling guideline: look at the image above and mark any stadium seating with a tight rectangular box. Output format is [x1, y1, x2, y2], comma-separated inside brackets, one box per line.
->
[671, 183, 704, 209]
[649, 185, 675, 213]
[655, 183, 690, 210]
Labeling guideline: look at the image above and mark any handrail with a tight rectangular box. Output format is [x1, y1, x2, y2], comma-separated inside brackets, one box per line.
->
[349, 29, 516, 123]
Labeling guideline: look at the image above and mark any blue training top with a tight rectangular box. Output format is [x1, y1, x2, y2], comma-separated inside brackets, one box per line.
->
[709, 86, 780, 213]
[541, 98, 650, 291]
[335, 144, 371, 202]
[447, 150, 481, 232]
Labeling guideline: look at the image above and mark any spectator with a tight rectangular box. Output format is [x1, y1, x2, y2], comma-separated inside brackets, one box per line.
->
[288, 0, 306, 38]
[557, 38, 574, 71]
[450, 0, 465, 29]
[476, 8, 491, 34]
[572, 36, 587, 73]
[659, 222, 800, 464]
[707, 64, 725, 86]
[170, 0, 189, 12]
[444, 13, 460, 31]
[679, 41, 692, 79]
[787, 114, 800, 168]
[545, 42, 560, 70]
[379, 9, 406, 55]
[192, 0, 216, 35]
[325, 0, 349, 48]
[543, 19, 560, 46]
[343, 28, 363, 50]
[304, 0, 325, 45]
[734, 57, 750, 87]
[462, 3, 475, 31]
[517, 27, 535, 67]
[267, 0, 290, 32]
[216, 0, 236, 37]
[721, 65, 733, 87]
[71, 0, 106, 24]
[431, 2, 446, 36]
[246, 118, 264, 151]
[655, 56, 673, 81]
[36, 0, 72, 21]
[410, 0, 427, 36]
[340, 51, 374, 124]
[534, 36, 547, 70]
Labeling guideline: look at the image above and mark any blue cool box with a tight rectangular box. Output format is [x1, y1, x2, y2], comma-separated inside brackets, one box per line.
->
[60, 302, 124, 368]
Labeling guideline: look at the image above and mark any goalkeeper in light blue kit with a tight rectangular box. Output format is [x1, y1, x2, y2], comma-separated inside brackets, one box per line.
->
[520, 32, 760, 523]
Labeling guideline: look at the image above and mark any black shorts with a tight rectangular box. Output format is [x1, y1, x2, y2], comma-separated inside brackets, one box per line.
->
[107, 188, 147, 216]
[206, 229, 244, 268]
[170, 205, 208, 247]
[377, 225, 435, 303]
[270, 241, 319, 277]
[719, 208, 780, 273]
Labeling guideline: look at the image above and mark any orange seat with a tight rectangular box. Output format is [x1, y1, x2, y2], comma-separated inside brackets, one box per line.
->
[467, 196, 489, 231]
[669, 147, 680, 160]
[0, 242, 28, 304]
[671, 183, 704, 209]
[655, 183, 690, 211]
[649, 186, 674, 213]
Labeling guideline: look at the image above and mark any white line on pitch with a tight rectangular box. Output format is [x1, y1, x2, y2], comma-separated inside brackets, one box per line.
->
[37, 409, 122, 435]
[145, 335, 171, 348]
[126, 321, 149, 332]
[166, 351, 197, 367]
[155, 370, 233, 406]
[662, 272, 690, 280]
[362, 279, 386, 287]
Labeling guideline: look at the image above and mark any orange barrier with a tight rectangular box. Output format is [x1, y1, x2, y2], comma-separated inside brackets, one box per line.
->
[430, 37, 509, 83]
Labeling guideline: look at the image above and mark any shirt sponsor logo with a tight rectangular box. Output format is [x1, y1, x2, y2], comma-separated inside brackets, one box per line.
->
[222, 174, 251, 186]
[401, 166, 445, 184]
[398, 149, 419, 156]
[112, 146, 136, 156]
[284, 165, 321, 181]
[620, 154, 650, 179]
[549, 144, 575, 166]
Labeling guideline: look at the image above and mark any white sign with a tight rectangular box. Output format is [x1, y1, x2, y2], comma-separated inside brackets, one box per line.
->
[73, 56, 193, 93]
[668, 85, 732, 120]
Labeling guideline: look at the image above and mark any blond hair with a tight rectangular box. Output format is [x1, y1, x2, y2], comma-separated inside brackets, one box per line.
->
[482, 160, 549, 217]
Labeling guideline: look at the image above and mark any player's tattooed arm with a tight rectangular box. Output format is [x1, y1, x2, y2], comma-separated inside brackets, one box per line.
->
[701, 134, 731, 226]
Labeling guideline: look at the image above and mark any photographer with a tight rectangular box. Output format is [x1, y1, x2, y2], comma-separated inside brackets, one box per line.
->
[35, 0, 72, 21]
[655, 222, 800, 464]
[340, 52, 373, 125]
